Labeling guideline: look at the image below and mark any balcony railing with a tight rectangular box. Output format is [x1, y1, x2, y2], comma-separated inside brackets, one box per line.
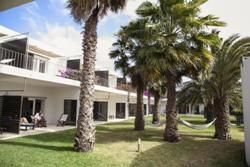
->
[0, 47, 27, 68]
[59, 68, 110, 87]
[0, 47, 47, 73]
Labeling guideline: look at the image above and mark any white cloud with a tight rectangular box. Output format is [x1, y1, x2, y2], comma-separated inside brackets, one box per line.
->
[21, 1, 47, 32]
[96, 36, 116, 70]
[35, 24, 116, 70]
[22, 0, 159, 70]
[122, 0, 157, 19]
[37, 24, 81, 56]
[201, 0, 250, 38]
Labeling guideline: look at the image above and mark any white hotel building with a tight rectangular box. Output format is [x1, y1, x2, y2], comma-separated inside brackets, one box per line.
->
[0, 25, 158, 134]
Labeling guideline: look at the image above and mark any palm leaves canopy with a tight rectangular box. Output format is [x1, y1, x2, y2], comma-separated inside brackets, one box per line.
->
[209, 35, 250, 99]
[110, 18, 160, 88]
[136, 0, 225, 75]
[67, 0, 126, 23]
[178, 35, 250, 139]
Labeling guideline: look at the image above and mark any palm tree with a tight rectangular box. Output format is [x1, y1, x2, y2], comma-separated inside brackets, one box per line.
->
[208, 35, 250, 140]
[136, 0, 225, 142]
[148, 81, 166, 124]
[67, 0, 127, 152]
[177, 74, 215, 123]
[110, 19, 158, 130]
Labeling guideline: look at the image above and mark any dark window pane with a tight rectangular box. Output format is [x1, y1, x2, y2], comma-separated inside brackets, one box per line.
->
[116, 103, 125, 119]
[67, 59, 80, 70]
[64, 100, 77, 125]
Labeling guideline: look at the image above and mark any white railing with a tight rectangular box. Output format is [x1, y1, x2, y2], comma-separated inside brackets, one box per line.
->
[0, 47, 27, 68]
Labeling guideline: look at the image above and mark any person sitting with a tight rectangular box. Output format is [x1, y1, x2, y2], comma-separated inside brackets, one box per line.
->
[34, 112, 41, 125]
[33, 112, 47, 127]
[20, 117, 29, 124]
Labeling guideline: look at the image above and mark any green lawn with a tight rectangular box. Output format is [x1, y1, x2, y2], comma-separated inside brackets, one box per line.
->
[0, 115, 247, 167]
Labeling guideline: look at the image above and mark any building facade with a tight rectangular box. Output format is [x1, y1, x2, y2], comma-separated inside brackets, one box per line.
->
[0, 26, 155, 134]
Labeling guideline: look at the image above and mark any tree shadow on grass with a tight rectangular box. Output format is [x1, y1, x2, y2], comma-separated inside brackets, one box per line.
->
[0, 140, 72, 152]
[130, 136, 247, 167]
[18, 129, 75, 144]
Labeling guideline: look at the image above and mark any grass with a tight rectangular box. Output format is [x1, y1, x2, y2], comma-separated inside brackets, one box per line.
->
[0, 115, 247, 167]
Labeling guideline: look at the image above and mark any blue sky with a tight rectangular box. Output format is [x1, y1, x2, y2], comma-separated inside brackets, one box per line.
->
[1, 0, 250, 70]
[0, 0, 149, 69]
[0, 0, 130, 38]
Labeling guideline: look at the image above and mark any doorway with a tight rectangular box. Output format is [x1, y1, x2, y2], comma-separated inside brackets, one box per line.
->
[93, 101, 108, 121]
[116, 103, 125, 119]
[64, 100, 77, 125]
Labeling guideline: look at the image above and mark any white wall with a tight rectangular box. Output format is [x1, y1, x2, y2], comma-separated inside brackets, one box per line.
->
[241, 57, 250, 166]
[160, 101, 167, 114]
[47, 57, 67, 76]
[0, 79, 152, 126]
[109, 75, 117, 88]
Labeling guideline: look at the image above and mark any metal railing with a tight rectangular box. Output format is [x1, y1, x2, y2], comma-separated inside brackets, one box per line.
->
[0, 47, 26, 68]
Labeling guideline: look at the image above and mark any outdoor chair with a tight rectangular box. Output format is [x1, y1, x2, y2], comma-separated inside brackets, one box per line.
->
[57, 114, 68, 126]
[31, 114, 47, 127]
[20, 117, 35, 131]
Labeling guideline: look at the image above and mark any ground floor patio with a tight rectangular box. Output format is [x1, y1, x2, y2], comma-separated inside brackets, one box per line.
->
[0, 74, 154, 134]
[0, 119, 126, 140]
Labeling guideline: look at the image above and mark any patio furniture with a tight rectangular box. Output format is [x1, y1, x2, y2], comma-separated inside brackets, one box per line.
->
[20, 123, 35, 131]
[31, 114, 47, 127]
[57, 114, 68, 126]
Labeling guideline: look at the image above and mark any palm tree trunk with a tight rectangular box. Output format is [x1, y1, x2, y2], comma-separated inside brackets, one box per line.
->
[204, 101, 214, 123]
[163, 73, 180, 142]
[214, 96, 231, 140]
[74, 13, 98, 152]
[152, 93, 160, 124]
[134, 79, 145, 131]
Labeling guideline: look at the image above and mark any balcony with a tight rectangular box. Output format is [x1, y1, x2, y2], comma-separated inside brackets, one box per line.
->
[0, 47, 47, 73]
[59, 69, 110, 87]
[0, 47, 26, 68]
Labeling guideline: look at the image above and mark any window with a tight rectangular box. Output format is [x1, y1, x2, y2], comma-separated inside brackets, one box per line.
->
[27, 53, 34, 70]
[116, 103, 125, 119]
[129, 104, 136, 117]
[67, 59, 80, 70]
[64, 100, 77, 125]
[39, 60, 46, 73]
[29, 55, 48, 73]
[93, 102, 108, 121]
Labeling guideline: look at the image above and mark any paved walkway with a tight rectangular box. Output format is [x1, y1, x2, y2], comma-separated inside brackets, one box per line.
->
[0, 119, 127, 141]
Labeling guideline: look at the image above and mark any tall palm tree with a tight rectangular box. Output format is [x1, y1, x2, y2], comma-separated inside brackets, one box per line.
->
[136, 0, 225, 142]
[208, 35, 250, 140]
[67, 0, 127, 152]
[110, 19, 158, 130]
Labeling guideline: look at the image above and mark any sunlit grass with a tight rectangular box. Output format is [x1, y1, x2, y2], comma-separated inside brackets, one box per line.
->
[0, 115, 247, 167]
